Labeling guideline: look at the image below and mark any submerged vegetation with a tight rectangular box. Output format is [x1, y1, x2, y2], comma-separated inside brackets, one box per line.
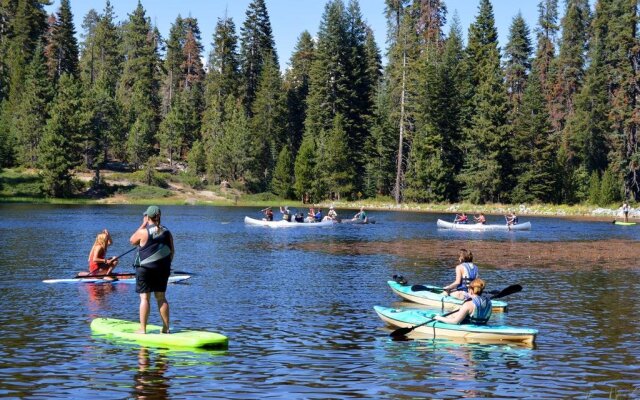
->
[0, 0, 639, 208]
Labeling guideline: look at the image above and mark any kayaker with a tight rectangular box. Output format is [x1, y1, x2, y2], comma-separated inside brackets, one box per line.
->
[433, 278, 492, 325]
[262, 207, 274, 221]
[454, 213, 468, 224]
[130, 206, 174, 334]
[473, 213, 486, 224]
[88, 229, 119, 277]
[441, 249, 478, 300]
[505, 212, 518, 226]
[622, 201, 630, 223]
[353, 206, 367, 222]
[280, 206, 292, 222]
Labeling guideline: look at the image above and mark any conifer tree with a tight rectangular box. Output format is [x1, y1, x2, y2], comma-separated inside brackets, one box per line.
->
[551, 0, 590, 132]
[39, 74, 83, 197]
[116, 1, 160, 165]
[45, 0, 79, 81]
[458, 0, 510, 203]
[294, 134, 317, 203]
[239, 0, 278, 112]
[202, 16, 240, 138]
[317, 114, 355, 200]
[533, 0, 559, 110]
[284, 31, 314, 153]
[504, 13, 532, 115]
[13, 41, 52, 167]
[249, 55, 286, 192]
[163, 15, 185, 109]
[271, 146, 294, 199]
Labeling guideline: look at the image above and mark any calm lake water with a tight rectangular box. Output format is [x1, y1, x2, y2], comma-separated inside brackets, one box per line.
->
[1, 204, 639, 399]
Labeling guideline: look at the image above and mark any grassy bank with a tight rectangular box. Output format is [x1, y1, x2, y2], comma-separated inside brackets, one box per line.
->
[0, 168, 625, 219]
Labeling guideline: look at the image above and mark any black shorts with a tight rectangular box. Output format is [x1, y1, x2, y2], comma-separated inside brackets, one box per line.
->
[135, 263, 171, 293]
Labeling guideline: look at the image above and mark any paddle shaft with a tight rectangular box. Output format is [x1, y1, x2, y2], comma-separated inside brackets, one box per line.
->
[114, 247, 137, 260]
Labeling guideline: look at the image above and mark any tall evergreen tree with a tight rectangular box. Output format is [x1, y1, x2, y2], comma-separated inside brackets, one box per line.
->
[116, 1, 160, 165]
[294, 133, 318, 202]
[533, 0, 559, 110]
[39, 74, 83, 197]
[78, 8, 99, 85]
[458, 0, 510, 203]
[239, 0, 278, 112]
[249, 54, 286, 192]
[12, 41, 52, 167]
[271, 146, 294, 199]
[45, 0, 79, 81]
[503, 13, 532, 115]
[551, 0, 590, 132]
[283, 31, 314, 153]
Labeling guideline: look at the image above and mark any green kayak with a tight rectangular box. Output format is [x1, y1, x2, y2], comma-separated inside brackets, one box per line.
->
[91, 318, 228, 350]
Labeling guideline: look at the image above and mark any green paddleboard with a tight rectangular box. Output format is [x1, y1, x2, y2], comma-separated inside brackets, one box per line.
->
[614, 221, 637, 226]
[91, 318, 228, 350]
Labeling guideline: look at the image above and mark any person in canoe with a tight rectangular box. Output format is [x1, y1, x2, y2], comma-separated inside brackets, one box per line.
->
[130, 206, 174, 334]
[441, 249, 478, 300]
[505, 212, 518, 226]
[280, 206, 292, 222]
[262, 207, 274, 221]
[325, 205, 339, 221]
[622, 201, 630, 223]
[306, 207, 316, 222]
[353, 206, 367, 222]
[314, 208, 323, 222]
[473, 213, 486, 224]
[454, 213, 468, 224]
[434, 278, 492, 325]
[87, 229, 119, 277]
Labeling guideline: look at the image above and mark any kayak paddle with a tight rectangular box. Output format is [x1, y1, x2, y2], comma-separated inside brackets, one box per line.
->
[389, 284, 522, 339]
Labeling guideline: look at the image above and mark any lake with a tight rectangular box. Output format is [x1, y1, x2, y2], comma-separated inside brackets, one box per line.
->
[0, 204, 639, 398]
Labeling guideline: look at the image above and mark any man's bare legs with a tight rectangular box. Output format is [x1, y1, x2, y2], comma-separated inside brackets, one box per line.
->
[137, 292, 150, 333]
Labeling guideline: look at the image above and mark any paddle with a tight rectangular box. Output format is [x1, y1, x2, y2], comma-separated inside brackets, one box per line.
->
[410, 284, 504, 297]
[389, 284, 523, 339]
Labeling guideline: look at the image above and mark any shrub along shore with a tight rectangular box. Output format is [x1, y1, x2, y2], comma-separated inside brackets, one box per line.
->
[0, 168, 632, 221]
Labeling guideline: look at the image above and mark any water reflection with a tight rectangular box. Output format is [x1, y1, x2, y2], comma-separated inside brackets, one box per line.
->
[133, 348, 169, 400]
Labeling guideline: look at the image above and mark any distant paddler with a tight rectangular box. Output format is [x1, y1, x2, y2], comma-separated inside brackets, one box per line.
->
[261, 207, 274, 221]
[352, 206, 367, 223]
[279, 206, 292, 222]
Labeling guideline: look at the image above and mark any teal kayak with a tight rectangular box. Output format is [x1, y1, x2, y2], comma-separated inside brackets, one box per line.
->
[374, 306, 537, 344]
[387, 280, 508, 312]
[91, 318, 228, 350]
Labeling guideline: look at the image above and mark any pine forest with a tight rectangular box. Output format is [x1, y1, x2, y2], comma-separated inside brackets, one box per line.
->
[1, 0, 639, 206]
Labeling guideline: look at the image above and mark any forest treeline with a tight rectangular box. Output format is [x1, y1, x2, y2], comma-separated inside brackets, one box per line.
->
[0, 0, 639, 205]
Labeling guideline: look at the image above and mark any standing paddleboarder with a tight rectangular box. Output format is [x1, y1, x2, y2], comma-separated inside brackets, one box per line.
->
[130, 206, 174, 334]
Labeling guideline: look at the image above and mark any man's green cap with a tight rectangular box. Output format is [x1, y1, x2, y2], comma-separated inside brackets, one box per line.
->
[144, 205, 161, 217]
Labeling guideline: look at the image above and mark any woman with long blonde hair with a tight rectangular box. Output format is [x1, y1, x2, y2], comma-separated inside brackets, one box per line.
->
[88, 229, 118, 276]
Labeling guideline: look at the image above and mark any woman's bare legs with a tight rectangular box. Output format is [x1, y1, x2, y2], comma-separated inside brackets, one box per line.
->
[137, 292, 151, 333]
[154, 292, 170, 333]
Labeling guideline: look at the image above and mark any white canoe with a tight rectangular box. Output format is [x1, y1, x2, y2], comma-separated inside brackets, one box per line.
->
[43, 274, 191, 284]
[244, 216, 335, 228]
[437, 219, 531, 231]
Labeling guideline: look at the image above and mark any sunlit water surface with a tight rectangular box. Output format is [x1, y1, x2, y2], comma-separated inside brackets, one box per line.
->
[0, 204, 639, 398]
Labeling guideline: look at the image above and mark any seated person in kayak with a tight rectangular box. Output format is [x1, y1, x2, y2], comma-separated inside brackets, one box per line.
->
[434, 278, 492, 325]
[441, 249, 478, 300]
[454, 213, 468, 224]
[473, 213, 486, 224]
[280, 206, 292, 222]
[263, 207, 274, 221]
[353, 206, 367, 222]
[88, 229, 119, 276]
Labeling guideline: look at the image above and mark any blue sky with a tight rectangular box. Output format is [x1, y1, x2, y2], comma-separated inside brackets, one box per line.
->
[46, 0, 547, 68]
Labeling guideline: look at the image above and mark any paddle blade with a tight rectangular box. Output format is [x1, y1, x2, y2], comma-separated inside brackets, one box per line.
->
[389, 326, 413, 339]
[491, 284, 522, 299]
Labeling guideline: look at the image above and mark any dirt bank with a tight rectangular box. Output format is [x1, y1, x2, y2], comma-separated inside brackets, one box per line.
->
[298, 239, 640, 270]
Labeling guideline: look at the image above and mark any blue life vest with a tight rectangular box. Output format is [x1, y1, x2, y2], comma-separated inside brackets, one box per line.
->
[466, 295, 492, 325]
[136, 225, 172, 268]
[455, 262, 478, 291]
